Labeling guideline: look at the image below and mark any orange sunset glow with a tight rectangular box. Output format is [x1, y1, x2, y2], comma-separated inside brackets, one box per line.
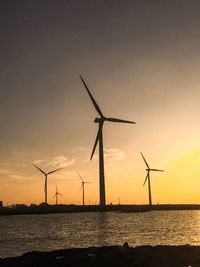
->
[1, 0, 200, 206]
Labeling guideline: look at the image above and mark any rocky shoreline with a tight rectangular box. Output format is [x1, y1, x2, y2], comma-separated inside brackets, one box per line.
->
[1, 244, 200, 266]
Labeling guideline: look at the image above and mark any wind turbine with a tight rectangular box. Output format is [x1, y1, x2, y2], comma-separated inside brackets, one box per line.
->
[78, 172, 90, 206]
[53, 185, 63, 205]
[140, 152, 164, 206]
[32, 164, 63, 204]
[80, 75, 136, 206]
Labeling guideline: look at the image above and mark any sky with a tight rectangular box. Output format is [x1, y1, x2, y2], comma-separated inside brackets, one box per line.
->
[1, 0, 200, 205]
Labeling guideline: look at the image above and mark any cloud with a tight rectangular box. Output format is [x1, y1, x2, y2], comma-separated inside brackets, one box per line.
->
[75, 146, 91, 152]
[76, 147, 126, 163]
[74, 146, 93, 162]
[104, 148, 126, 162]
[15, 163, 27, 167]
[33, 156, 75, 168]
[0, 168, 12, 175]
[54, 170, 78, 181]
[0, 169, 34, 184]
[9, 174, 30, 181]
[48, 156, 75, 168]
[0, 162, 27, 168]
[33, 159, 49, 165]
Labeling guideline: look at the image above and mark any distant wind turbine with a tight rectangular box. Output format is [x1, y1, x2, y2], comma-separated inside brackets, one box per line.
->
[53, 185, 63, 205]
[78, 172, 91, 206]
[140, 152, 164, 206]
[32, 164, 63, 204]
[80, 75, 136, 205]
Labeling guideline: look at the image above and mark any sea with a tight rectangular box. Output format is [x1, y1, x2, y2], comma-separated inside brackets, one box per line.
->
[1, 210, 200, 258]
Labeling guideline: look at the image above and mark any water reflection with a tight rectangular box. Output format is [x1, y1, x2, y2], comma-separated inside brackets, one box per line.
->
[1, 211, 200, 258]
[97, 212, 109, 246]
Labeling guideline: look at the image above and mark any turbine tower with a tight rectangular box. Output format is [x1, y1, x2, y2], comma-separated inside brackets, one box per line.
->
[80, 75, 135, 206]
[53, 185, 63, 205]
[33, 164, 63, 204]
[140, 152, 164, 206]
[78, 172, 90, 206]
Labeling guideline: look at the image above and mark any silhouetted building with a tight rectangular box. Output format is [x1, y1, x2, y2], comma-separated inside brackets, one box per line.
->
[0, 201, 3, 208]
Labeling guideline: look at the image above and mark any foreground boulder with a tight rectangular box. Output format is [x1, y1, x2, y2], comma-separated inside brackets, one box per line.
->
[1, 245, 200, 266]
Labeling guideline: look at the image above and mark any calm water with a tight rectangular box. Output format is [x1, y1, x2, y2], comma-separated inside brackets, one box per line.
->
[1, 210, 200, 258]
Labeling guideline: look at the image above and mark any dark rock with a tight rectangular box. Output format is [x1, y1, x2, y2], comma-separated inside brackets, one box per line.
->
[1, 245, 200, 266]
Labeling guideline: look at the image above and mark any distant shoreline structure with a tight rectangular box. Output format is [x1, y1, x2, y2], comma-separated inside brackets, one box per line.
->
[1, 204, 200, 216]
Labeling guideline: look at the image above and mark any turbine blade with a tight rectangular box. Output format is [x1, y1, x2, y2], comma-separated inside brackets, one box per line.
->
[105, 117, 136, 124]
[150, 169, 164, 172]
[52, 194, 56, 198]
[47, 167, 63, 175]
[143, 172, 149, 186]
[140, 152, 150, 169]
[32, 164, 46, 175]
[90, 124, 103, 160]
[77, 171, 83, 182]
[58, 193, 63, 196]
[80, 75, 103, 117]
[79, 184, 83, 192]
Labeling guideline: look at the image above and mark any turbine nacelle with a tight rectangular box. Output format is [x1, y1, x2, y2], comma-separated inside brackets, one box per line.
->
[94, 117, 104, 123]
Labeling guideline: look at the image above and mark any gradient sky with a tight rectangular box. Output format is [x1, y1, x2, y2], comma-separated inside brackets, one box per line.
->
[1, 0, 200, 205]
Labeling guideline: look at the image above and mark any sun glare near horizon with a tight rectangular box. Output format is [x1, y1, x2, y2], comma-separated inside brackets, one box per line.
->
[1, 1, 200, 205]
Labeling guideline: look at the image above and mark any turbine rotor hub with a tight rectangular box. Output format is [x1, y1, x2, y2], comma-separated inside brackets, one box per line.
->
[94, 117, 105, 123]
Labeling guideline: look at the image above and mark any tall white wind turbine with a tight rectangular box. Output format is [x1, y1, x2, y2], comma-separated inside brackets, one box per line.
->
[33, 164, 63, 204]
[80, 75, 136, 205]
[53, 185, 63, 205]
[140, 152, 164, 205]
[78, 172, 91, 206]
